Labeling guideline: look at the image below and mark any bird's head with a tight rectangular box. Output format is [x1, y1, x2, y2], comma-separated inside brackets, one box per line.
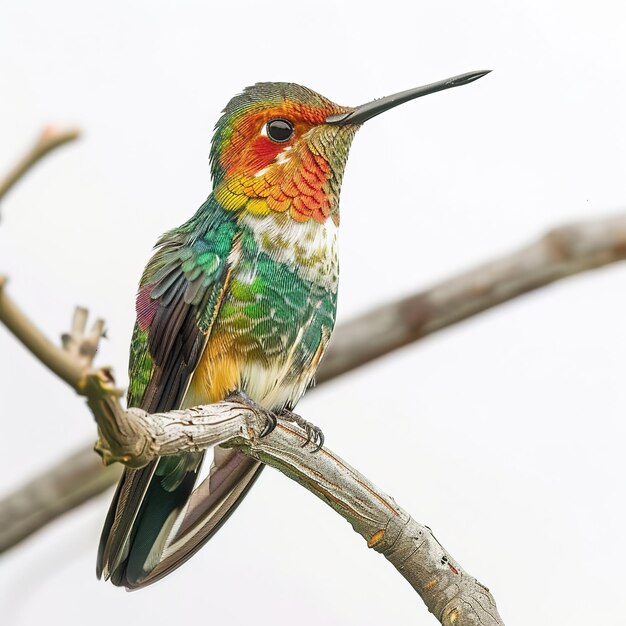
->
[211, 72, 490, 225]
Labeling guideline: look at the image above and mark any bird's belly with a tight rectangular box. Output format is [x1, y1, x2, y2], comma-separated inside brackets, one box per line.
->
[186, 273, 335, 411]
[184, 335, 322, 411]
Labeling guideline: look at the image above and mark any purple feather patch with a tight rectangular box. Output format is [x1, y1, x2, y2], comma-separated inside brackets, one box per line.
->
[136, 284, 159, 330]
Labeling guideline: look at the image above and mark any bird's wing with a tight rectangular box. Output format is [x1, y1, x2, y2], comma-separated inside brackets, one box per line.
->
[97, 209, 262, 588]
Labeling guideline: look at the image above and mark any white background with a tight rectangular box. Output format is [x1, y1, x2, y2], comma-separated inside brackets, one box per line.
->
[1, 1, 625, 624]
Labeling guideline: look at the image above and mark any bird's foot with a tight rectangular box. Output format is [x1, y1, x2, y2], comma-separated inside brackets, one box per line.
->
[225, 392, 323, 447]
[280, 409, 324, 453]
[226, 390, 278, 438]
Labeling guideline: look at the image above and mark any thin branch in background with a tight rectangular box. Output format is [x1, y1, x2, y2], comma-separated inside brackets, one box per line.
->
[319, 212, 626, 381]
[0, 127, 104, 391]
[0, 447, 121, 551]
[0, 292, 113, 543]
[0, 126, 80, 206]
[0, 128, 113, 551]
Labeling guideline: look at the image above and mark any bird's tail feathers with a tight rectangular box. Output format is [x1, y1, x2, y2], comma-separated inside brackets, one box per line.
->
[97, 448, 262, 590]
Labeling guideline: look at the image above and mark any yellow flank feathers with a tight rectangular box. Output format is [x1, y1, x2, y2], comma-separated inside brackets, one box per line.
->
[215, 184, 247, 211]
[186, 337, 243, 405]
[246, 198, 271, 216]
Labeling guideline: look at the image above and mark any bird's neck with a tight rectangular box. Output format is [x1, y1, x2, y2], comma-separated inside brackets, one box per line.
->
[171, 193, 339, 292]
[237, 209, 339, 292]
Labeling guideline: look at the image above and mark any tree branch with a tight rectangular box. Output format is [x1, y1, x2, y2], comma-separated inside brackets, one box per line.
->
[318, 212, 626, 381]
[0, 294, 115, 546]
[0, 127, 79, 206]
[84, 370, 505, 626]
[0, 284, 105, 391]
[2, 212, 626, 553]
[0, 447, 121, 550]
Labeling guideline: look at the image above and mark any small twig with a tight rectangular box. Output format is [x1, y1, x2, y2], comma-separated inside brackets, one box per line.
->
[0, 126, 103, 392]
[0, 282, 105, 392]
[0, 127, 80, 205]
[84, 372, 505, 625]
[61, 307, 107, 375]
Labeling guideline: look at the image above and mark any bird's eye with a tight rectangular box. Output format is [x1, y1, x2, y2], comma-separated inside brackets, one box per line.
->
[266, 119, 294, 143]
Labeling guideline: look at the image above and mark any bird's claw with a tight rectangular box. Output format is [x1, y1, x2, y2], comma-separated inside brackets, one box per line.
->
[259, 411, 277, 438]
[280, 409, 324, 453]
[226, 390, 278, 438]
[225, 391, 322, 446]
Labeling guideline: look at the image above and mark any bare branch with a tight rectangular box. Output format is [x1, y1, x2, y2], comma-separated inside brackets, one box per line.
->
[0, 295, 116, 553]
[0, 126, 100, 390]
[2, 212, 626, 551]
[0, 288, 110, 552]
[0, 447, 121, 551]
[0, 127, 80, 205]
[0, 282, 105, 391]
[84, 371, 505, 626]
[318, 212, 626, 381]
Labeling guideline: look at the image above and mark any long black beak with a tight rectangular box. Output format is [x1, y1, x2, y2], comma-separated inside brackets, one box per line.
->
[326, 70, 491, 126]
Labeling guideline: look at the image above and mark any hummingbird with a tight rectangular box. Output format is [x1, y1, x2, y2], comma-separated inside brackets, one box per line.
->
[97, 70, 490, 589]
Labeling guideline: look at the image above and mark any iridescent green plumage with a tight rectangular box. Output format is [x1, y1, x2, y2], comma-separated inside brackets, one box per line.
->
[99, 171, 343, 588]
